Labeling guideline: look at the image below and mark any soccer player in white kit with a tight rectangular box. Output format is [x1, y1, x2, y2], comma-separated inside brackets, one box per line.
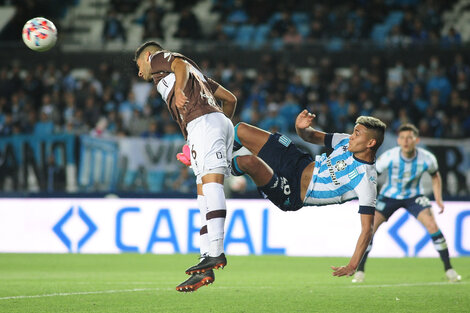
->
[352, 123, 461, 283]
[231, 110, 386, 277]
[135, 41, 237, 292]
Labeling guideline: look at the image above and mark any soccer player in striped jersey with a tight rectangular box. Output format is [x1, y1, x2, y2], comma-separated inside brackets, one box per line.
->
[231, 110, 386, 277]
[352, 123, 461, 283]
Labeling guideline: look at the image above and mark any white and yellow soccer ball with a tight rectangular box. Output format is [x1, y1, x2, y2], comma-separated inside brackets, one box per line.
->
[22, 17, 57, 52]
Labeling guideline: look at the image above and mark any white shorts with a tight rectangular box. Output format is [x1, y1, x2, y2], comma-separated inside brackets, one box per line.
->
[186, 112, 234, 183]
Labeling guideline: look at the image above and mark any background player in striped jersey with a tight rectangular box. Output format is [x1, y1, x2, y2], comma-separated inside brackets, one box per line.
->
[135, 41, 237, 292]
[352, 123, 461, 283]
[231, 110, 386, 277]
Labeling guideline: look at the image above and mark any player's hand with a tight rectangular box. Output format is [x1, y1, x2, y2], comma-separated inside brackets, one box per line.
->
[436, 200, 445, 214]
[176, 144, 191, 166]
[295, 110, 316, 130]
[175, 89, 188, 111]
[331, 264, 356, 277]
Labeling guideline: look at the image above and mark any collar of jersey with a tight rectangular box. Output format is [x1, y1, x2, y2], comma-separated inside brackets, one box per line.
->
[399, 149, 418, 162]
[353, 154, 375, 165]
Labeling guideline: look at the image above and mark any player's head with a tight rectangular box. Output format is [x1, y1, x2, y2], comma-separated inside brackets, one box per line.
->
[134, 41, 164, 81]
[348, 116, 386, 154]
[397, 123, 420, 154]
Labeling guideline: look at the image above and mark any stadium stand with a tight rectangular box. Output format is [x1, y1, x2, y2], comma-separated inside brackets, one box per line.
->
[0, 0, 469, 195]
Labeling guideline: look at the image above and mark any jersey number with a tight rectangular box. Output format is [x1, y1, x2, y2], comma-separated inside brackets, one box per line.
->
[281, 177, 291, 195]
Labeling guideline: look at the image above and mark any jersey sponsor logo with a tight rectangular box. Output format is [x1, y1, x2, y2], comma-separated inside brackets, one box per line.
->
[326, 156, 340, 185]
[334, 160, 347, 171]
[369, 176, 377, 184]
[53, 206, 97, 252]
[388, 211, 435, 256]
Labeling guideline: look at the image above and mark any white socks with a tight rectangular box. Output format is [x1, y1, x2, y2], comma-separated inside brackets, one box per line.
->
[197, 194, 209, 260]
[202, 182, 227, 257]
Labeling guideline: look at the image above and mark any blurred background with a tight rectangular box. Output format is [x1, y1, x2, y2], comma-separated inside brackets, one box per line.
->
[0, 0, 469, 199]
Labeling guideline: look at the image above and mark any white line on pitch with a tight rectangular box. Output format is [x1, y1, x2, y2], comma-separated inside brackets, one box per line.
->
[1, 282, 466, 300]
[0, 288, 171, 300]
[75, 282, 160, 285]
[349, 281, 468, 288]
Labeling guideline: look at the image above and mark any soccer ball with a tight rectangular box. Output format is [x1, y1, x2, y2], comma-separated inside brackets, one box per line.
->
[22, 17, 57, 52]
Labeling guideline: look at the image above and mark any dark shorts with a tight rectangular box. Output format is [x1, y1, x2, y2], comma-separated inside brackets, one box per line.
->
[257, 133, 313, 211]
[375, 195, 432, 220]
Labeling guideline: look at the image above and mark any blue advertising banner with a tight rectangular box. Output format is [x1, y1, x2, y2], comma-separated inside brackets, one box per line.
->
[0, 198, 468, 257]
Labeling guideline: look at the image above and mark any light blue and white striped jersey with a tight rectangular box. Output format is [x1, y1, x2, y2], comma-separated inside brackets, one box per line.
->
[377, 146, 438, 199]
[303, 133, 377, 213]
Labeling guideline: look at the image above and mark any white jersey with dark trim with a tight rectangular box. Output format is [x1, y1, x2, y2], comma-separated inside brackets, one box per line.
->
[303, 133, 377, 213]
[376, 146, 438, 200]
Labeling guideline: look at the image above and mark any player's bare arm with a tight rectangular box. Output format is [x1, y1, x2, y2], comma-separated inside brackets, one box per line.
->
[171, 57, 190, 111]
[295, 110, 326, 145]
[331, 213, 373, 277]
[431, 171, 445, 214]
[213, 85, 237, 119]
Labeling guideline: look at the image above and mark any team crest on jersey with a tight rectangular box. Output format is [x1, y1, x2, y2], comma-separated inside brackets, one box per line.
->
[335, 160, 347, 171]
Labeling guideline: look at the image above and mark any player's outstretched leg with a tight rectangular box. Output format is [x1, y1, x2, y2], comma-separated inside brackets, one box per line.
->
[231, 155, 274, 187]
[233, 122, 271, 155]
[176, 269, 215, 292]
[186, 179, 228, 275]
[233, 123, 243, 152]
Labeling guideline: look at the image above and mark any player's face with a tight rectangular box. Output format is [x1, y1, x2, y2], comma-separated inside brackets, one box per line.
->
[136, 53, 152, 82]
[348, 124, 374, 153]
[397, 130, 419, 154]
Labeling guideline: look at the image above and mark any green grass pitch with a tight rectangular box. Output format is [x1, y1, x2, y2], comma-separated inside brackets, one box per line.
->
[0, 254, 468, 313]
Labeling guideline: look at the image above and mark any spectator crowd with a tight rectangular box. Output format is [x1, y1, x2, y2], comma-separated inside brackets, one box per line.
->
[133, 0, 461, 50]
[99, 0, 462, 50]
[1, 51, 469, 140]
[0, 0, 469, 194]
